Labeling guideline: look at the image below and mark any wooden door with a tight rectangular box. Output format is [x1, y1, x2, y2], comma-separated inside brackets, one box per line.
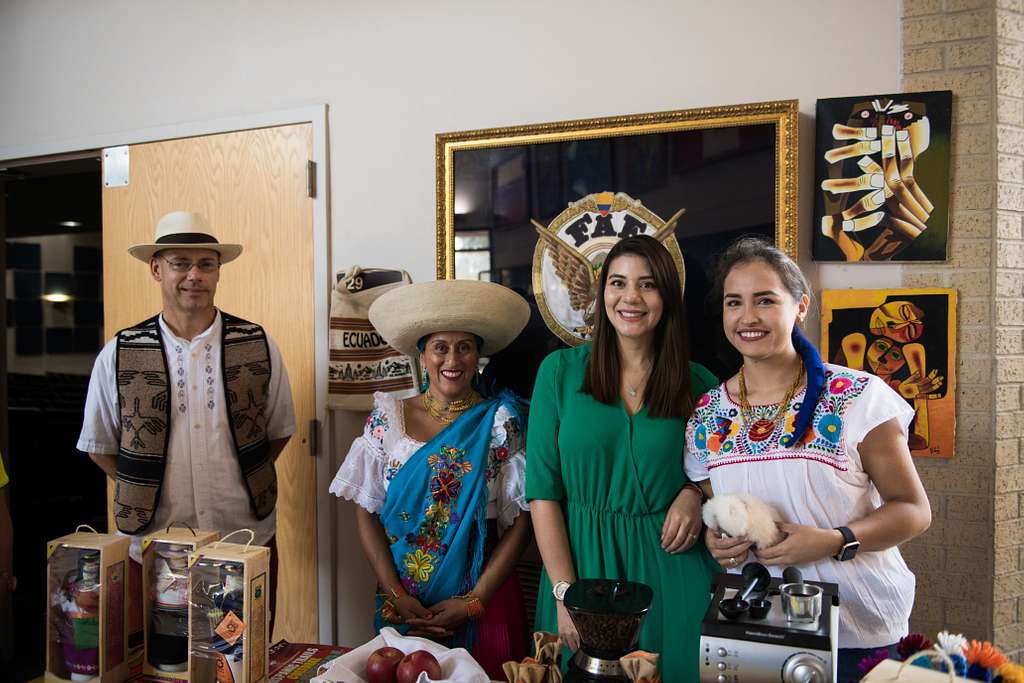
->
[101, 124, 317, 642]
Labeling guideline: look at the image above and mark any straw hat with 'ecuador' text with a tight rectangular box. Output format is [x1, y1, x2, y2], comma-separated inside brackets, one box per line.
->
[369, 280, 530, 357]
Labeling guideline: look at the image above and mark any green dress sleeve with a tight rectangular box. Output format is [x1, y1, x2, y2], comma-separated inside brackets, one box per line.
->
[525, 351, 565, 501]
[688, 361, 719, 398]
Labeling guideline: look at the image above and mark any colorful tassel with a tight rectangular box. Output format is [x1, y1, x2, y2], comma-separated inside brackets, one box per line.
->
[964, 640, 1007, 670]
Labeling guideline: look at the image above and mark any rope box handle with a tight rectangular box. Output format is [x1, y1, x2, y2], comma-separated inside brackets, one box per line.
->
[894, 647, 959, 682]
[189, 528, 257, 568]
[165, 521, 198, 536]
[141, 522, 200, 554]
[47, 524, 102, 559]
[214, 528, 256, 550]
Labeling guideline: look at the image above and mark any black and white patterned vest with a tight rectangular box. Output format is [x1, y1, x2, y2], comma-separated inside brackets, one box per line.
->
[113, 312, 276, 534]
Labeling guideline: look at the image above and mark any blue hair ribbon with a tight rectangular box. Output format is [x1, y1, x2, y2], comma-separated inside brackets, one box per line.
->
[790, 327, 825, 443]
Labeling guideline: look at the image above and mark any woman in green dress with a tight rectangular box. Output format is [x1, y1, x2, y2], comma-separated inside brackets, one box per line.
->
[526, 235, 719, 680]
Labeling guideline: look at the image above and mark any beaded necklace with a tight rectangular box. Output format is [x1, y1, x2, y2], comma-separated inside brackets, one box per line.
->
[737, 361, 804, 439]
[422, 390, 482, 424]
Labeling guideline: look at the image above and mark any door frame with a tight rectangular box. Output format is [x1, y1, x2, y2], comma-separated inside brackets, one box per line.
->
[0, 104, 337, 643]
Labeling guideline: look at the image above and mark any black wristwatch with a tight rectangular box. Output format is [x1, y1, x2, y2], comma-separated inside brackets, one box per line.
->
[833, 526, 860, 561]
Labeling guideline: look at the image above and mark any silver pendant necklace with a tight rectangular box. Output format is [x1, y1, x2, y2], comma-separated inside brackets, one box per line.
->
[625, 361, 652, 398]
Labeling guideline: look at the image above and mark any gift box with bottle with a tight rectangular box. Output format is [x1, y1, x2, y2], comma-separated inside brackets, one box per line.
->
[188, 530, 270, 683]
[45, 526, 130, 683]
[141, 526, 220, 680]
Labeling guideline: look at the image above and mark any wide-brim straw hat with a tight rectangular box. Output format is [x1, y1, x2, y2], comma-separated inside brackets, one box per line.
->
[369, 280, 530, 357]
[128, 211, 243, 263]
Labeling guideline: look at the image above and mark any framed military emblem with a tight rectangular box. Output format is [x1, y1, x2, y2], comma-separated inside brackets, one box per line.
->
[436, 100, 799, 395]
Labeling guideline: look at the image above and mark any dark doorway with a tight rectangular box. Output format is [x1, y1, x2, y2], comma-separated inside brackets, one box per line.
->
[2, 154, 105, 682]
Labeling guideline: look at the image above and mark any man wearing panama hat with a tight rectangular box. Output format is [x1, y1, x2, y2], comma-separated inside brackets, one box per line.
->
[77, 211, 295, 652]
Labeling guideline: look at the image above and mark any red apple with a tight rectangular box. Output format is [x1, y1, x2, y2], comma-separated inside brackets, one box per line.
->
[365, 646, 404, 683]
[396, 650, 442, 683]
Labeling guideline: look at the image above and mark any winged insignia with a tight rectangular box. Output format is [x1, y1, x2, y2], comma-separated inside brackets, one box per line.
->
[532, 221, 599, 315]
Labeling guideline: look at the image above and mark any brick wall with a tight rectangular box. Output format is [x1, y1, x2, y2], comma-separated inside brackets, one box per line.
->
[898, 0, 1024, 659]
[993, 0, 1024, 657]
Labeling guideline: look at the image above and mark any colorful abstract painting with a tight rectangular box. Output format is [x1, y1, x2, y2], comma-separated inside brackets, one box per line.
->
[821, 288, 956, 458]
[814, 90, 952, 262]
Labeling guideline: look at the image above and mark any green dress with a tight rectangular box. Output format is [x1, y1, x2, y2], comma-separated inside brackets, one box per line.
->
[525, 344, 719, 681]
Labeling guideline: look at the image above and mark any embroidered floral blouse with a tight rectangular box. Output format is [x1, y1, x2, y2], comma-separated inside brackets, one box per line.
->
[684, 364, 916, 649]
[330, 391, 529, 532]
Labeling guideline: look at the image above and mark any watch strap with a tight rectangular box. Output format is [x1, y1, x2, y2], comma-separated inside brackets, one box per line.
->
[833, 526, 859, 561]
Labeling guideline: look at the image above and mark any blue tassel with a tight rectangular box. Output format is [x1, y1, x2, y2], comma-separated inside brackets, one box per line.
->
[950, 654, 967, 677]
[789, 327, 825, 443]
[910, 655, 935, 670]
[965, 663, 994, 681]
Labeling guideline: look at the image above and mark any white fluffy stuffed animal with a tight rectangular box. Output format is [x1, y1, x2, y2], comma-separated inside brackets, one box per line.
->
[702, 494, 784, 549]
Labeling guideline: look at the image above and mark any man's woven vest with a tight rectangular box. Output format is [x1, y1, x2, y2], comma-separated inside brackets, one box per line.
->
[113, 312, 276, 534]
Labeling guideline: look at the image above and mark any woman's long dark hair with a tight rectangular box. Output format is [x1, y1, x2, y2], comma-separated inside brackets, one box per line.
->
[582, 235, 694, 419]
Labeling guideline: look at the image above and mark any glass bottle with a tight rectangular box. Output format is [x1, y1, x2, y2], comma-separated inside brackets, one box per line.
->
[58, 549, 101, 681]
[212, 563, 245, 683]
[148, 543, 190, 672]
[192, 561, 245, 683]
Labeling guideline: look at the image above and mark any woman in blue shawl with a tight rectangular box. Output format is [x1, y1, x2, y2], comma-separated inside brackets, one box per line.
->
[330, 280, 533, 678]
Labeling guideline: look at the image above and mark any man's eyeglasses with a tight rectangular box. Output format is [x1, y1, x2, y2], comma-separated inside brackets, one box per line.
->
[162, 257, 220, 273]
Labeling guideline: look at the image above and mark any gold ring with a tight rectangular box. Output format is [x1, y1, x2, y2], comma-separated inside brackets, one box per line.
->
[729, 556, 737, 567]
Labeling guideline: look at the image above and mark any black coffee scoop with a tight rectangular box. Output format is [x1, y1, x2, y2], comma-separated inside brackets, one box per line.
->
[718, 562, 771, 621]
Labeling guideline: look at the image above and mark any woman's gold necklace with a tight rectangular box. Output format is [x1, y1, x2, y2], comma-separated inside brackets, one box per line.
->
[738, 360, 804, 433]
[422, 390, 481, 424]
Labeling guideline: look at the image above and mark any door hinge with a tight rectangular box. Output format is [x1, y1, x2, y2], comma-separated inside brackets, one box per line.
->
[309, 418, 321, 457]
[306, 160, 316, 198]
[103, 146, 130, 187]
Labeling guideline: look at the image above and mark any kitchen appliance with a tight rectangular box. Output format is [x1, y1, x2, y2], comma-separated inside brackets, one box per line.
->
[563, 579, 653, 682]
[698, 568, 839, 683]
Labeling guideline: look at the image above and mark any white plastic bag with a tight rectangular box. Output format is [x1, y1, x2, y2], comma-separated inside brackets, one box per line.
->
[312, 627, 490, 683]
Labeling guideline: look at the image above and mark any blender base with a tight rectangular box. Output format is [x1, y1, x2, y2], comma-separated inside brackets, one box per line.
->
[564, 651, 628, 682]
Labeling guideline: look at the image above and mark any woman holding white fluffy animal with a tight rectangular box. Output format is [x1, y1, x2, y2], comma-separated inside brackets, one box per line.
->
[684, 237, 931, 683]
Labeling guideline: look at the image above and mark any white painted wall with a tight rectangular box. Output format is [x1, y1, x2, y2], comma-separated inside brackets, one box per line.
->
[0, 0, 903, 646]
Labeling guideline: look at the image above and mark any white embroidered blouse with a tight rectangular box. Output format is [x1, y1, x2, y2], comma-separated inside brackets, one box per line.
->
[330, 391, 529, 532]
[684, 364, 917, 649]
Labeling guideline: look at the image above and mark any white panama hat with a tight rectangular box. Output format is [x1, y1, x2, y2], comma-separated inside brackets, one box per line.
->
[368, 280, 530, 358]
[128, 211, 243, 263]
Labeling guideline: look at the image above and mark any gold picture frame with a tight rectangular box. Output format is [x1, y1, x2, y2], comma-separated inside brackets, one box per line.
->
[434, 100, 800, 389]
[435, 99, 799, 279]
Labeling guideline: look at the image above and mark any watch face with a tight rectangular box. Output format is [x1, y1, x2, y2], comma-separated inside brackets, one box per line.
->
[553, 582, 570, 601]
[839, 541, 860, 561]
